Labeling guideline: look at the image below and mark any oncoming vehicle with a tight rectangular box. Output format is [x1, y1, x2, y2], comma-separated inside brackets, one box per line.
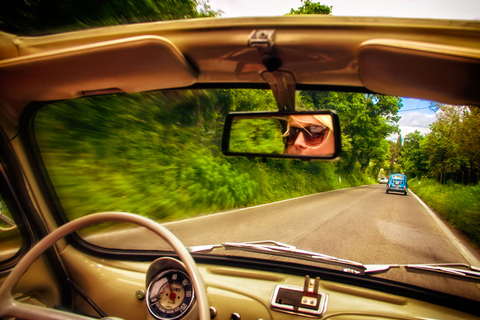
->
[379, 177, 388, 184]
[386, 174, 408, 195]
[0, 10, 480, 320]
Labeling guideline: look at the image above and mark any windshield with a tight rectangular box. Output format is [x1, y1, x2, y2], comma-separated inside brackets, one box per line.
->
[33, 89, 480, 302]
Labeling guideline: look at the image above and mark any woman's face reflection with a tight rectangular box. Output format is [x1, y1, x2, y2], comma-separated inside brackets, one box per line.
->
[286, 115, 335, 156]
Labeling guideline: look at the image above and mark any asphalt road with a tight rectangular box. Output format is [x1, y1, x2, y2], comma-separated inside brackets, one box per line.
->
[87, 184, 480, 301]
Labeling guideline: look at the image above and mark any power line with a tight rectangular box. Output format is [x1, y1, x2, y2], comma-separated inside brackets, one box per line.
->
[399, 106, 437, 113]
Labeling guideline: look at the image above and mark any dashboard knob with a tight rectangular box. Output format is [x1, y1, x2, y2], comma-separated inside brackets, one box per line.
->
[209, 307, 217, 319]
[230, 313, 241, 320]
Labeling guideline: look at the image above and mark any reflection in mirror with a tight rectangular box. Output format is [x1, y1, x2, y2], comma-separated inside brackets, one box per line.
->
[223, 111, 340, 159]
[285, 114, 334, 156]
[229, 118, 285, 154]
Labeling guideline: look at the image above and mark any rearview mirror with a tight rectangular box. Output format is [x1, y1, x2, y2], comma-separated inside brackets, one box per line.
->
[222, 111, 341, 160]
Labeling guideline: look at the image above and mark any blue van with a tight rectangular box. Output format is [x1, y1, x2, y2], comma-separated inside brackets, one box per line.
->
[386, 174, 408, 195]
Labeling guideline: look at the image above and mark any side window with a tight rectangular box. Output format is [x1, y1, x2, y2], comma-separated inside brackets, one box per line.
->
[0, 171, 24, 263]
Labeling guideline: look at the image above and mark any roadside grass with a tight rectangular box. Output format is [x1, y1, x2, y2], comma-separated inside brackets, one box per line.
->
[48, 153, 373, 224]
[44, 157, 375, 237]
[33, 89, 377, 232]
[409, 179, 480, 247]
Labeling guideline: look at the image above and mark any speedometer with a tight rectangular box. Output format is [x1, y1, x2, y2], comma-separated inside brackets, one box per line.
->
[146, 270, 195, 320]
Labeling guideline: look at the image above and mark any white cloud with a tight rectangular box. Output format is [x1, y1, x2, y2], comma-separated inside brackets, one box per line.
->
[399, 111, 437, 129]
[208, 0, 480, 20]
[321, 0, 480, 20]
[388, 111, 437, 141]
[399, 125, 431, 136]
[208, 0, 302, 17]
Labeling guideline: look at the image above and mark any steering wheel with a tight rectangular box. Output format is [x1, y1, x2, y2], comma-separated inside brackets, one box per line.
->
[0, 212, 210, 320]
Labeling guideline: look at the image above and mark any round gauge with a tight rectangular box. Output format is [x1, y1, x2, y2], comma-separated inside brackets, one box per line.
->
[146, 269, 195, 320]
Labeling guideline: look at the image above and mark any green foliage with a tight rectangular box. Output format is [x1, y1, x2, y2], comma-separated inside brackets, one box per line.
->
[34, 89, 372, 223]
[386, 139, 402, 174]
[366, 139, 390, 178]
[35, 90, 255, 220]
[410, 179, 480, 247]
[398, 131, 428, 178]
[406, 105, 480, 181]
[231, 159, 365, 205]
[230, 118, 285, 154]
[0, 0, 220, 35]
[289, 0, 332, 15]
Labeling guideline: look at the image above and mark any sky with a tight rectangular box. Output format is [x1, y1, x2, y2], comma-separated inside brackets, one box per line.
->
[208, 0, 480, 21]
[206, 0, 480, 141]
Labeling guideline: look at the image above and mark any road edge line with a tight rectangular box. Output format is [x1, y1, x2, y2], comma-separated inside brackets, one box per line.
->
[410, 190, 480, 267]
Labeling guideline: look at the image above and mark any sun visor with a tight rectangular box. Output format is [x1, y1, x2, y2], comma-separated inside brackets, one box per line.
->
[357, 39, 480, 106]
[0, 35, 197, 102]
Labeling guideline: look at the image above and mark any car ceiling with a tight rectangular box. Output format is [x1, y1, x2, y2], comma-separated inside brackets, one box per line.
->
[0, 16, 479, 125]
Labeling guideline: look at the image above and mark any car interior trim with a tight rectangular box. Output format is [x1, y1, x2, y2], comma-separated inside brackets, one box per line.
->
[0, 35, 197, 114]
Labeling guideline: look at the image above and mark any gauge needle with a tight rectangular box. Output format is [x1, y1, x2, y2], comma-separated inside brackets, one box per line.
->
[169, 290, 176, 302]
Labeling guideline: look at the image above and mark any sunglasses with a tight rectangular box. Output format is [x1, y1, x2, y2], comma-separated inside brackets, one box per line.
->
[284, 125, 329, 146]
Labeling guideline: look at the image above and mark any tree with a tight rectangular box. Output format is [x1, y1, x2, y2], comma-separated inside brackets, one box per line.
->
[456, 106, 480, 176]
[289, 0, 332, 15]
[387, 139, 402, 173]
[421, 104, 480, 183]
[0, 0, 220, 35]
[398, 131, 428, 178]
[366, 139, 390, 179]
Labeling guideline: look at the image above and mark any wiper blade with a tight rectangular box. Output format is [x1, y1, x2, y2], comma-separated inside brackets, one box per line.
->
[190, 241, 366, 273]
[189, 240, 366, 273]
[189, 242, 480, 283]
[406, 263, 480, 283]
[350, 262, 480, 283]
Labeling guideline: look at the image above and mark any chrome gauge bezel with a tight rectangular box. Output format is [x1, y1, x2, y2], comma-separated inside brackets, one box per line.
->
[146, 269, 195, 320]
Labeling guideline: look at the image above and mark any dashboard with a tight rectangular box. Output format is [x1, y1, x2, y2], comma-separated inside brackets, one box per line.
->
[59, 248, 479, 320]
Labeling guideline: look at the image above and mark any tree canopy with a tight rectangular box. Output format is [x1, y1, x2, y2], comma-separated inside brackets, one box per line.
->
[0, 0, 219, 35]
[397, 131, 428, 178]
[289, 0, 332, 15]
[393, 104, 480, 184]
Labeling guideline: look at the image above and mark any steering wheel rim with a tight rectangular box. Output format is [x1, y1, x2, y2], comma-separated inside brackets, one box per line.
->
[0, 212, 210, 320]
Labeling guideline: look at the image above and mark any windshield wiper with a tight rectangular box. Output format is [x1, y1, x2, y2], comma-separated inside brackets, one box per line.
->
[189, 241, 480, 283]
[348, 263, 480, 283]
[188, 240, 367, 274]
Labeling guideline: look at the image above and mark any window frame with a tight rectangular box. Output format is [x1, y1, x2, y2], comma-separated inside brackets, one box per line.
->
[0, 129, 35, 272]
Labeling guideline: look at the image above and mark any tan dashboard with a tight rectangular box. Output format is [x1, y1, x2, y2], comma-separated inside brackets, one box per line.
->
[53, 247, 478, 320]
